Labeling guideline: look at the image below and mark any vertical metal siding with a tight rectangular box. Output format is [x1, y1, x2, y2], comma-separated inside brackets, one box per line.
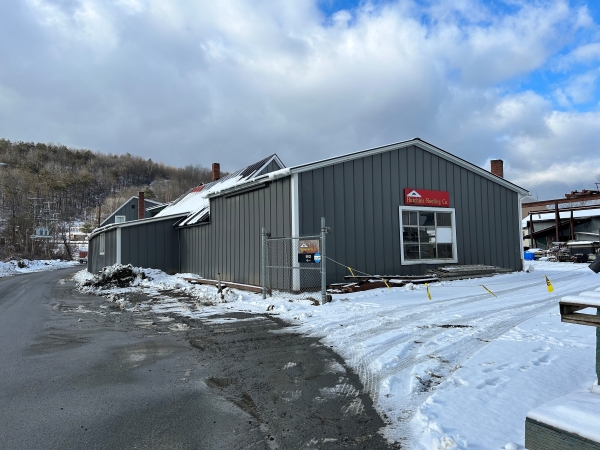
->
[89, 217, 181, 274]
[299, 145, 522, 284]
[87, 229, 118, 273]
[179, 178, 291, 285]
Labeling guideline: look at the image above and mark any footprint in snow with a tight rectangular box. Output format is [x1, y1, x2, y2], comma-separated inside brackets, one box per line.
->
[532, 346, 550, 353]
[482, 362, 511, 373]
[532, 354, 551, 366]
[476, 376, 508, 389]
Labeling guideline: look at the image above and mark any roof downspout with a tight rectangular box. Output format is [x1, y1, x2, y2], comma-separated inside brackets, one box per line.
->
[519, 193, 530, 271]
[116, 226, 122, 265]
[291, 173, 300, 291]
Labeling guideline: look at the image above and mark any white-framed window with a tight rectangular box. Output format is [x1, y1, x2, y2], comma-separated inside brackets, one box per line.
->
[399, 206, 458, 265]
[115, 215, 126, 224]
[99, 233, 105, 255]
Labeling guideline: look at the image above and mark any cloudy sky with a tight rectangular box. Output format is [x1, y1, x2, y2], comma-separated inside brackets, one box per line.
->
[1, 0, 599, 199]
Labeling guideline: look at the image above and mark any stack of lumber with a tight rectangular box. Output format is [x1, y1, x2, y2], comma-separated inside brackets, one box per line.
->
[328, 275, 438, 294]
[328, 265, 512, 294]
[426, 265, 512, 281]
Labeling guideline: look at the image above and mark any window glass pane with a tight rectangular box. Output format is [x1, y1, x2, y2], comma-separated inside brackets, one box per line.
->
[402, 211, 410, 225]
[436, 212, 452, 227]
[437, 243, 453, 259]
[403, 227, 419, 243]
[115, 216, 125, 223]
[404, 244, 420, 260]
[422, 227, 436, 244]
[419, 211, 435, 226]
[436, 227, 452, 243]
[409, 211, 418, 226]
[420, 244, 436, 259]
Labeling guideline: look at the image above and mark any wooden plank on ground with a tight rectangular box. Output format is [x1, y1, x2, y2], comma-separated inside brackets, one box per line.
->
[182, 277, 263, 294]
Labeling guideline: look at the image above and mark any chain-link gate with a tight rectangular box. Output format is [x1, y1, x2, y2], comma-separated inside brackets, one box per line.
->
[262, 217, 329, 304]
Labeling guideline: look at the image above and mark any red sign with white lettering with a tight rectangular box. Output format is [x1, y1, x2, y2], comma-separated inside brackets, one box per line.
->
[404, 188, 450, 207]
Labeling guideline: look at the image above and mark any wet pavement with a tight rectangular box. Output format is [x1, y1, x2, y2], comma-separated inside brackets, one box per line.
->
[0, 267, 399, 449]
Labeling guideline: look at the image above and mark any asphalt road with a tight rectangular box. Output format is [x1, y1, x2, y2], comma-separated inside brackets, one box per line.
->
[0, 267, 398, 449]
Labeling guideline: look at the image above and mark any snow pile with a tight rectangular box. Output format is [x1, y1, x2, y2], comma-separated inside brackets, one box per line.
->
[73, 261, 600, 449]
[75, 264, 236, 305]
[0, 259, 79, 278]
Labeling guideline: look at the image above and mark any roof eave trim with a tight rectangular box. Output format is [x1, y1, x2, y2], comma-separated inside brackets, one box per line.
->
[89, 212, 189, 240]
[288, 138, 530, 195]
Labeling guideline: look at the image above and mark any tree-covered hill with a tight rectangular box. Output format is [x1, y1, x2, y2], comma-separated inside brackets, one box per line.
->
[0, 139, 214, 259]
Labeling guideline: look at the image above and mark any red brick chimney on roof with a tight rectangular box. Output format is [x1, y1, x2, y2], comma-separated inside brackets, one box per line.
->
[491, 159, 504, 178]
[138, 191, 145, 220]
[212, 163, 220, 181]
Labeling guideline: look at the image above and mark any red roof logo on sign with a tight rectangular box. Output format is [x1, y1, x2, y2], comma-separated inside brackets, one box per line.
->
[404, 188, 450, 207]
[406, 190, 422, 198]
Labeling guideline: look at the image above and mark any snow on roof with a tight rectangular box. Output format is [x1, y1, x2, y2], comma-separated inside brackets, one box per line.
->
[155, 154, 284, 222]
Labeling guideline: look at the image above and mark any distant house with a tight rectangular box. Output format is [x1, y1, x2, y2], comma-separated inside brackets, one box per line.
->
[99, 194, 165, 227]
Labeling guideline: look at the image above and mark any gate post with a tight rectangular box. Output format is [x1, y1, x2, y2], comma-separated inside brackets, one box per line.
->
[321, 217, 327, 305]
[261, 227, 267, 299]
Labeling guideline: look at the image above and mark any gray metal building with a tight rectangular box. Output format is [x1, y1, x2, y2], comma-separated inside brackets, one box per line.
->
[88, 138, 529, 285]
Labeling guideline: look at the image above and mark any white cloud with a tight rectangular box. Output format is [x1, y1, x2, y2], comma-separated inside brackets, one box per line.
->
[26, 0, 118, 53]
[2, 0, 600, 199]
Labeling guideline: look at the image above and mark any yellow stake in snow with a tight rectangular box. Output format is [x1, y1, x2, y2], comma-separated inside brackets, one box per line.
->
[480, 284, 497, 297]
[425, 283, 432, 300]
[544, 275, 554, 293]
[383, 279, 390, 289]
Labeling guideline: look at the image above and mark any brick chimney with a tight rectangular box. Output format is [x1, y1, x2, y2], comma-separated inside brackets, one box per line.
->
[212, 163, 221, 181]
[138, 191, 145, 220]
[491, 159, 504, 178]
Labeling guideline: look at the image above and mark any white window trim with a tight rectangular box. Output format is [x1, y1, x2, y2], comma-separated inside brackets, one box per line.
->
[99, 233, 105, 256]
[399, 205, 458, 265]
[115, 215, 126, 224]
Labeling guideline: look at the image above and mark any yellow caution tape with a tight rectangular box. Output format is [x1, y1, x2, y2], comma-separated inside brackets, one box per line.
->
[480, 284, 497, 297]
[425, 283, 432, 300]
[545, 275, 554, 293]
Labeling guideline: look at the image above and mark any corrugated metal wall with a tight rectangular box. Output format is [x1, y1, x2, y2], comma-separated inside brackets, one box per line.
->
[88, 229, 118, 273]
[298, 145, 521, 283]
[120, 217, 181, 274]
[180, 178, 291, 285]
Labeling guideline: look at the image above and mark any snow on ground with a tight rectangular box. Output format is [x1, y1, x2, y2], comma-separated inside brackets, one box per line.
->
[0, 259, 79, 277]
[74, 261, 600, 449]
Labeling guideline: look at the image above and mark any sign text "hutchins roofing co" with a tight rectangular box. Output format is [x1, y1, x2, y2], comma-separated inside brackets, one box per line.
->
[404, 189, 450, 207]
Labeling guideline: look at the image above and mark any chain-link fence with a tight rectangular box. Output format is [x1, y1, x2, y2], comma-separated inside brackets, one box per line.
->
[263, 235, 322, 303]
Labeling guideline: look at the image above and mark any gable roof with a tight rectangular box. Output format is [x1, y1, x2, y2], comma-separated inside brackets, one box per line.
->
[290, 138, 529, 195]
[99, 196, 165, 227]
[155, 154, 285, 224]
[209, 138, 530, 199]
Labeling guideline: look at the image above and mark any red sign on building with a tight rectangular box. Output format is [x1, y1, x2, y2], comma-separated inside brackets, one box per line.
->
[404, 188, 450, 207]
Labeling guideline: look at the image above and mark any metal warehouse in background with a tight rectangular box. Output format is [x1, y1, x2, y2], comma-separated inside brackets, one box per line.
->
[88, 138, 529, 288]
